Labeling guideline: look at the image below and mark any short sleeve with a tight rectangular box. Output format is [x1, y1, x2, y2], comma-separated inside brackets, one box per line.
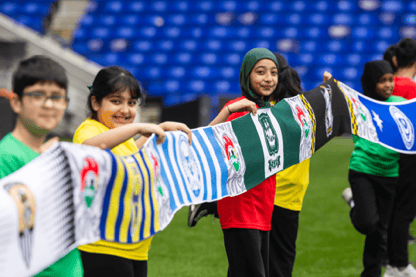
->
[73, 122, 104, 144]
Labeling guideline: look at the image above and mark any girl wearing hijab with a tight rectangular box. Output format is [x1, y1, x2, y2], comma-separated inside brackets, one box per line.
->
[342, 60, 405, 277]
[382, 37, 416, 277]
[269, 54, 310, 277]
[215, 48, 279, 277]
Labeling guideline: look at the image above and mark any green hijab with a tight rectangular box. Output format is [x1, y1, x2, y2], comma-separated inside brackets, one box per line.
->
[239, 48, 279, 107]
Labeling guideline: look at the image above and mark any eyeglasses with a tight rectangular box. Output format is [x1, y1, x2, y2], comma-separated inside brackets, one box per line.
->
[23, 91, 69, 108]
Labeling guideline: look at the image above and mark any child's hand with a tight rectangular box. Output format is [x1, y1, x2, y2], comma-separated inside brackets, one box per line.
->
[40, 137, 59, 153]
[159, 121, 192, 145]
[0, 88, 13, 100]
[228, 99, 258, 116]
[138, 123, 166, 144]
[323, 71, 332, 83]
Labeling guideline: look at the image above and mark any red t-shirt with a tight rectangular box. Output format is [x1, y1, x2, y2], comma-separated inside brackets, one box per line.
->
[217, 96, 276, 231]
[392, 77, 416, 100]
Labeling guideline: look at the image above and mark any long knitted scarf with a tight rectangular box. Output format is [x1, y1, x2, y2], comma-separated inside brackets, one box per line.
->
[1, 78, 415, 276]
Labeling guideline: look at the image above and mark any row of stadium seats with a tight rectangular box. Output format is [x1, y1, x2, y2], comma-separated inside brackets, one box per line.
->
[83, 53, 384, 69]
[78, 13, 400, 27]
[72, 26, 402, 40]
[85, 0, 415, 14]
[72, 38, 399, 55]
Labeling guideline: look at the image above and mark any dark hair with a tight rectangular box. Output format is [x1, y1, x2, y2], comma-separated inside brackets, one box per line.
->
[395, 37, 416, 69]
[12, 55, 68, 98]
[272, 53, 303, 103]
[87, 66, 144, 118]
[383, 45, 398, 72]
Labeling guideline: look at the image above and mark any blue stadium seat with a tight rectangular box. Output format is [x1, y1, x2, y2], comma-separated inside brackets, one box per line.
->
[97, 15, 116, 26]
[304, 27, 328, 39]
[192, 66, 218, 79]
[346, 54, 364, 66]
[141, 67, 162, 79]
[409, 2, 416, 12]
[91, 27, 111, 39]
[342, 67, 359, 80]
[167, 66, 187, 79]
[377, 27, 399, 40]
[306, 14, 330, 25]
[318, 54, 343, 66]
[220, 67, 238, 79]
[403, 14, 416, 25]
[169, 1, 190, 12]
[258, 27, 278, 38]
[382, 1, 404, 12]
[79, 15, 95, 27]
[336, 0, 358, 12]
[352, 41, 372, 52]
[178, 40, 199, 51]
[132, 40, 153, 52]
[174, 52, 194, 65]
[1, 2, 19, 15]
[22, 3, 49, 14]
[259, 14, 283, 25]
[136, 27, 159, 38]
[357, 14, 378, 25]
[120, 15, 140, 26]
[302, 41, 318, 52]
[127, 1, 146, 13]
[332, 13, 354, 25]
[188, 1, 214, 12]
[128, 53, 147, 66]
[224, 53, 242, 65]
[149, 1, 168, 12]
[267, 1, 287, 12]
[103, 1, 124, 13]
[351, 27, 376, 39]
[116, 27, 136, 38]
[187, 80, 208, 93]
[296, 53, 315, 65]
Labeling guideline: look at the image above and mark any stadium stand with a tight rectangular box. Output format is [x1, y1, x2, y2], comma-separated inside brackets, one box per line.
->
[1, 0, 414, 107]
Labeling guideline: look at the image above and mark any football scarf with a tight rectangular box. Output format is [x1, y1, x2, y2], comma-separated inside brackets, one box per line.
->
[1, 78, 415, 276]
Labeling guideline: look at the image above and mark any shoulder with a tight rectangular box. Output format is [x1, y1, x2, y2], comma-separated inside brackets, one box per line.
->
[73, 118, 108, 143]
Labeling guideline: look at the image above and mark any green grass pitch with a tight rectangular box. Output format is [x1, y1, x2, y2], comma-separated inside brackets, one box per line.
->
[148, 137, 416, 277]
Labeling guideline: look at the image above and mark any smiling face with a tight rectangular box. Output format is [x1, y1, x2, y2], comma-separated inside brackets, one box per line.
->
[249, 59, 278, 97]
[91, 89, 138, 129]
[376, 73, 395, 100]
[13, 82, 66, 136]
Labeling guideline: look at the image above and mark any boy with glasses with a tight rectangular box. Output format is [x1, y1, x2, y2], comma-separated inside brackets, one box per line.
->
[0, 55, 83, 276]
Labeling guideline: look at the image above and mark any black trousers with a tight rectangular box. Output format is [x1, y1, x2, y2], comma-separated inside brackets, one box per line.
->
[348, 170, 397, 277]
[269, 205, 299, 277]
[80, 250, 148, 277]
[387, 154, 416, 268]
[223, 228, 270, 277]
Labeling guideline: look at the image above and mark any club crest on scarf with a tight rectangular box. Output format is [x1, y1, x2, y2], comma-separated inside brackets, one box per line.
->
[320, 84, 333, 137]
[4, 182, 36, 268]
[80, 157, 99, 208]
[259, 113, 279, 156]
[296, 106, 310, 138]
[223, 135, 240, 172]
[178, 136, 202, 199]
[147, 147, 172, 228]
[390, 106, 415, 150]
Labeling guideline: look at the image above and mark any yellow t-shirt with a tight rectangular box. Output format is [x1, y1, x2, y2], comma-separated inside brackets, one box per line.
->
[274, 159, 310, 211]
[73, 118, 152, 260]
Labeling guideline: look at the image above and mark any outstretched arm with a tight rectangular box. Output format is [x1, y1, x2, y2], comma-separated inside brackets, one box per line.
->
[209, 98, 258, 126]
[83, 123, 166, 150]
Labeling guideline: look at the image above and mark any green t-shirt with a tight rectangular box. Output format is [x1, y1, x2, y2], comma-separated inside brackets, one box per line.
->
[0, 133, 83, 277]
[349, 95, 406, 177]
